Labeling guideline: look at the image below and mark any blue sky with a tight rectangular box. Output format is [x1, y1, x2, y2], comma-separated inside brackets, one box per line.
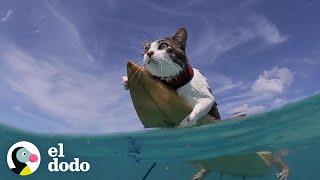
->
[0, 0, 319, 134]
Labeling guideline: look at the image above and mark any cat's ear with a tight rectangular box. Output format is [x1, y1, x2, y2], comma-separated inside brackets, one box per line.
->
[173, 28, 187, 49]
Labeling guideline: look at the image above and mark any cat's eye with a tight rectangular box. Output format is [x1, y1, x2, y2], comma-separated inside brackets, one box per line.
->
[144, 46, 149, 51]
[158, 43, 168, 50]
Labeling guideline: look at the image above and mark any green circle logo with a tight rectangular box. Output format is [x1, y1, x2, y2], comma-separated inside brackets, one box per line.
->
[7, 141, 41, 176]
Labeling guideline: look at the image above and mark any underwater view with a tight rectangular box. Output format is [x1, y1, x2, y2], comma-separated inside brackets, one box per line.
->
[0, 94, 319, 179]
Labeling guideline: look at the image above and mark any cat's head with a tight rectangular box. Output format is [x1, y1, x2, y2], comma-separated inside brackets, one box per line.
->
[143, 28, 189, 80]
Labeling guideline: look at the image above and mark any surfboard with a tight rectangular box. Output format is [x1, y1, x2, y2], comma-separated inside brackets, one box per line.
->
[192, 151, 273, 177]
[127, 61, 215, 128]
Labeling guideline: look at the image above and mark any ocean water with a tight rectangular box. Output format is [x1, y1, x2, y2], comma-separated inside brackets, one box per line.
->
[0, 94, 319, 180]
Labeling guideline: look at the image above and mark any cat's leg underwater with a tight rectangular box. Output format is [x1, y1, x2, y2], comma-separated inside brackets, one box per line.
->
[192, 164, 210, 180]
[260, 153, 289, 180]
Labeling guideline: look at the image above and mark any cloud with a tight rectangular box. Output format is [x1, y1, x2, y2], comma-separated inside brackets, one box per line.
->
[191, 25, 255, 60]
[209, 73, 243, 94]
[191, 10, 288, 61]
[302, 57, 318, 65]
[272, 97, 286, 107]
[45, 2, 95, 63]
[1, 10, 13, 22]
[227, 103, 265, 116]
[222, 67, 293, 117]
[0, 2, 145, 133]
[191, 13, 287, 61]
[251, 66, 294, 94]
[252, 14, 288, 44]
[219, 94, 253, 102]
[0, 46, 140, 133]
[215, 82, 243, 94]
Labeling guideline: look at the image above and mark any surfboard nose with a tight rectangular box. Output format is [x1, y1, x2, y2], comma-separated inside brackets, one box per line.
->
[127, 61, 142, 78]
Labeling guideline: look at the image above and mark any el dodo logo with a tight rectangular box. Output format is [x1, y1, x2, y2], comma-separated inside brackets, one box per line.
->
[7, 141, 41, 176]
[48, 143, 90, 172]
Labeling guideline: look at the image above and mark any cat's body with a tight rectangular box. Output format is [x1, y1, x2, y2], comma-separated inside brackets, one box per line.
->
[122, 28, 220, 127]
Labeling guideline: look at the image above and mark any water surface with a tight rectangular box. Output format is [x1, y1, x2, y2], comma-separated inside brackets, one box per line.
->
[0, 94, 319, 179]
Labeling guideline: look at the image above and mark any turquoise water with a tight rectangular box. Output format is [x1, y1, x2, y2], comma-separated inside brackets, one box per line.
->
[0, 94, 319, 179]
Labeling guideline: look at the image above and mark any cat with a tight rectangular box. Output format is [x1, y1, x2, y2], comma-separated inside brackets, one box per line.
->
[122, 28, 220, 127]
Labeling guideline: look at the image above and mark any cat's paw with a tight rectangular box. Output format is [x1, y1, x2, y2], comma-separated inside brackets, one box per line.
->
[179, 115, 196, 127]
[179, 115, 190, 127]
[276, 167, 289, 180]
[192, 169, 208, 180]
[122, 76, 129, 90]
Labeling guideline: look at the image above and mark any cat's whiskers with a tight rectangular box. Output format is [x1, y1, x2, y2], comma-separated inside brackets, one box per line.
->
[162, 58, 181, 80]
[157, 55, 167, 77]
[159, 60, 164, 75]
[127, 61, 145, 85]
[134, 61, 145, 84]
[154, 55, 167, 78]
[127, 60, 143, 72]
[159, 60, 171, 80]
[162, 60, 170, 78]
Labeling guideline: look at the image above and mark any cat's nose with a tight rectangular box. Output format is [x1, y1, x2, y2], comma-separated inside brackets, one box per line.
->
[147, 51, 154, 57]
